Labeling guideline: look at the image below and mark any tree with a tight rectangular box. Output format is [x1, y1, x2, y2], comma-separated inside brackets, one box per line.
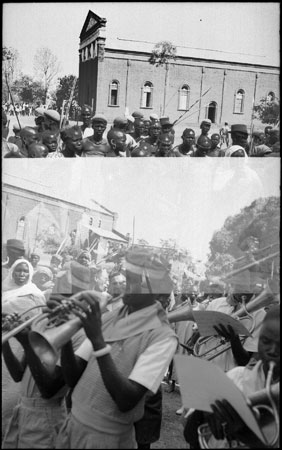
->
[2, 46, 21, 102]
[206, 196, 280, 278]
[55, 74, 78, 118]
[149, 41, 177, 115]
[253, 96, 280, 125]
[33, 47, 61, 104]
[12, 75, 45, 104]
[149, 41, 177, 67]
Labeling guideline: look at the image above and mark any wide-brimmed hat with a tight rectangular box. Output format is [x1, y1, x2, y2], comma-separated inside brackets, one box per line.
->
[6, 239, 25, 251]
[229, 124, 248, 135]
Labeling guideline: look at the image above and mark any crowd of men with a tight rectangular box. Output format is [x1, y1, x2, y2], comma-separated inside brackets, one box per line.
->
[2, 104, 280, 158]
[2, 234, 280, 448]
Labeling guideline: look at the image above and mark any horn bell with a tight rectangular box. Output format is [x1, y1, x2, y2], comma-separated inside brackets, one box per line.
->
[28, 317, 82, 371]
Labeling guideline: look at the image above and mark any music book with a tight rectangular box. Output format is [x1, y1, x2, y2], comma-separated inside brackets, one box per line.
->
[174, 355, 266, 443]
[192, 310, 252, 337]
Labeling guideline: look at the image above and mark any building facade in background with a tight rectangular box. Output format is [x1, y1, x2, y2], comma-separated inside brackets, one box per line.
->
[78, 10, 279, 128]
[2, 175, 128, 263]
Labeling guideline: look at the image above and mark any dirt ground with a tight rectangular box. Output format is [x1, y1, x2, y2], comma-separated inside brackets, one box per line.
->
[152, 382, 190, 449]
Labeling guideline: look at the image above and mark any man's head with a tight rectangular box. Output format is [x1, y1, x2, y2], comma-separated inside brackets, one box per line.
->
[50, 254, 62, 268]
[30, 252, 40, 268]
[80, 105, 92, 127]
[258, 304, 280, 378]
[160, 116, 174, 134]
[132, 110, 144, 120]
[182, 128, 195, 148]
[108, 272, 126, 297]
[28, 143, 49, 158]
[41, 130, 58, 153]
[264, 125, 273, 138]
[61, 126, 83, 155]
[200, 119, 212, 135]
[143, 119, 151, 136]
[113, 116, 128, 132]
[157, 133, 174, 156]
[107, 129, 126, 154]
[149, 122, 162, 140]
[268, 129, 280, 146]
[92, 114, 107, 139]
[6, 239, 25, 266]
[211, 133, 220, 150]
[134, 119, 145, 138]
[123, 248, 173, 311]
[76, 250, 91, 267]
[230, 124, 249, 149]
[20, 127, 40, 148]
[196, 135, 212, 155]
[150, 113, 159, 124]
[44, 110, 60, 131]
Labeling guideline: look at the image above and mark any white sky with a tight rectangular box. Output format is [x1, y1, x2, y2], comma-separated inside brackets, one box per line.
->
[3, 2, 280, 79]
[3, 159, 280, 262]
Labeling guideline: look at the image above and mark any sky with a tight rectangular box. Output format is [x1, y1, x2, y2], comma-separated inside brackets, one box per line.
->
[3, 159, 280, 263]
[3, 2, 280, 81]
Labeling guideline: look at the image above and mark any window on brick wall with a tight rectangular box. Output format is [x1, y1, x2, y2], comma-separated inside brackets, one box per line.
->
[108, 80, 119, 106]
[234, 89, 245, 114]
[178, 85, 190, 110]
[141, 82, 153, 108]
[16, 216, 26, 241]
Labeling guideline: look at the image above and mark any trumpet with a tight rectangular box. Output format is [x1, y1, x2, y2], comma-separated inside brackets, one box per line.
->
[193, 279, 279, 361]
[2, 306, 44, 344]
[28, 291, 122, 370]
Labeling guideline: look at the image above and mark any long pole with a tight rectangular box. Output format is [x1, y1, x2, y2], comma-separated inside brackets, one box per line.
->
[163, 63, 169, 116]
[5, 72, 21, 130]
[132, 216, 135, 246]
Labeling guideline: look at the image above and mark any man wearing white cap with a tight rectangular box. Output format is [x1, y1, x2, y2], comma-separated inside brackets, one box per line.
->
[44, 109, 61, 132]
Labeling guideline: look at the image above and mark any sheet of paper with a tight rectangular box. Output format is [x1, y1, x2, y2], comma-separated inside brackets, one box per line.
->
[193, 310, 252, 337]
[174, 355, 265, 443]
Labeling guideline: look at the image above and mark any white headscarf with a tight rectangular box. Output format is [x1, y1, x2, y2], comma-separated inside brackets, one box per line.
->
[224, 145, 248, 157]
[2, 258, 46, 315]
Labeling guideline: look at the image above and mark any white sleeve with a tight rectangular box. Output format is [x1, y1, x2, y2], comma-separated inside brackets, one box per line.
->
[128, 336, 178, 394]
[73, 338, 93, 361]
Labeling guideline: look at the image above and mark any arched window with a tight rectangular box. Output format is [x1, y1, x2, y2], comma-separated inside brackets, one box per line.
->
[141, 82, 153, 108]
[267, 91, 275, 102]
[234, 89, 245, 114]
[16, 216, 26, 241]
[206, 101, 217, 124]
[108, 80, 119, 106]
[178, 85, 190, 110]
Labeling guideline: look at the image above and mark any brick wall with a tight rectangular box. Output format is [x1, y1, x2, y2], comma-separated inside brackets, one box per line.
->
[80, 50, 279, 128]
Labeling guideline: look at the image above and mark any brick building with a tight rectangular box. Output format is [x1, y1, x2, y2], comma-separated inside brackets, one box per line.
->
[2, 173, 128, 261]
[78, 10, 279, 129]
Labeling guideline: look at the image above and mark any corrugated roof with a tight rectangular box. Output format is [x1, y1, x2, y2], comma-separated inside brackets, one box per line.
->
[105, 37, 279, 68]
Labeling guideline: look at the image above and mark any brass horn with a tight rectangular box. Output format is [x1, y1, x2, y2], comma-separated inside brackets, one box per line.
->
[167, 302, 195, 323]
[193, 279, 279, 361]
[2, 305, 44, 345]
[28, 291, 121, 370]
